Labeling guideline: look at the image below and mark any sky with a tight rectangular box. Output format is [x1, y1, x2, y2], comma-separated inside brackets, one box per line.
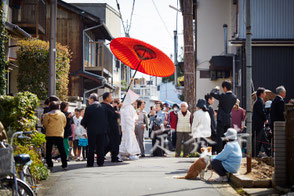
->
[64, 0, 184, 78]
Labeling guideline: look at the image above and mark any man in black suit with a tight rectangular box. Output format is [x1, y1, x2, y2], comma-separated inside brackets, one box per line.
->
[81, 93, 109, 167]
[205, 94, 217, 154]
[270, 86, 286, 131]
[101, 92, 122, 162]
[210, 80, 237, 153]
[252, 87, 271, 157]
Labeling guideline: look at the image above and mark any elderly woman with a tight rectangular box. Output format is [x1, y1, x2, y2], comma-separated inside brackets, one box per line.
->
[175, 102, 193, 157]
[211, 128, 242, 182]
[191, 99, 211, 152]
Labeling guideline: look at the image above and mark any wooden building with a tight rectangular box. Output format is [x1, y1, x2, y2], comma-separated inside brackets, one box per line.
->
[5, 0, 115, 100]
[45, 0, 114, 99]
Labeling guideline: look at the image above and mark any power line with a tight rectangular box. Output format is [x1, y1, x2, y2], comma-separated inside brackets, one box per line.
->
[116, 0, 127, 36]
[127, 0, 136, 35]
[151, 0, 173, 39]
[116, 0, 136, 37]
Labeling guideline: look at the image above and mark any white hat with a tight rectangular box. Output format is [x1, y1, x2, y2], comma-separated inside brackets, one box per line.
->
[265, 100, 272, 109]
[224, 128, 238, 140]
[123, 89, 139, 107]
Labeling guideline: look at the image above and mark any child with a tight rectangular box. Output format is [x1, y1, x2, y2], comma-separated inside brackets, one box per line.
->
[72, 108, 82, 160]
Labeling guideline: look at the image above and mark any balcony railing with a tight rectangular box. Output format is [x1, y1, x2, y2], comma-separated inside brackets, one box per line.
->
[11, 0, 46, 37]
[84, 40, 113, 77]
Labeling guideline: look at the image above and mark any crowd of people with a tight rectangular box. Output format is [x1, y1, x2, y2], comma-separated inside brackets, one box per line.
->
[40, 80, 290, 181]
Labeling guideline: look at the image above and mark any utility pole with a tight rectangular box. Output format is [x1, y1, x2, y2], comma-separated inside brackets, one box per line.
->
[182, 0, 196, 113]
[49, 0, 57, 96]
[245, 0, 252, 173]
[194, 1, 197, 102]
[174, 30, 178, 86]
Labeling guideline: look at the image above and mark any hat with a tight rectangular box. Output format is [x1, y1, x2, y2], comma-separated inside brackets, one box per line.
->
[164, 103, 170, 108]
[196, 99, 207, 110]
[123, 89, 139, 107]
[172, 103, 179, 109]
[224, 128, 238, 140]
[265, 100, 272, 109]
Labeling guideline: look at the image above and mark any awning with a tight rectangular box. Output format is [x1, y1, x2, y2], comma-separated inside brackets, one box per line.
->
[72, 70, 106, 83]
[229, 39, 294, 47]
[5, 22, 31, 38]
[71, 70, 114, 90]
[209, 55, 233, 71]
[85, 23, 113, 41]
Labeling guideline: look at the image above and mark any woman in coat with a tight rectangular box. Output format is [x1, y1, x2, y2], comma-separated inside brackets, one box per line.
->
[43, 101, 67, 170]
[191, 99, 211, 153]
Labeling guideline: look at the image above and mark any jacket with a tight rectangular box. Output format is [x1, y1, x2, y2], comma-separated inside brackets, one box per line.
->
[213, 141, 242, 173]
[252, 97, 266, 131]
[62, 111, 72, 138]
[232, 107, 246, 131]
[206, 102, 216, 136]
[151, 110, 165, 127]
[43, 110, 66, 137]
[210, 90, 237, 126]
[169, 111, 177, 130]
[101, 102, 120, 136]
[270, 96, 285, 129]
[191, 109, 211, 138]
[81, 102, 109, 136]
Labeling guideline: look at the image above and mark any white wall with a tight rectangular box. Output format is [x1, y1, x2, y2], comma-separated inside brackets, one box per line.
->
[196, 0, 235, 109]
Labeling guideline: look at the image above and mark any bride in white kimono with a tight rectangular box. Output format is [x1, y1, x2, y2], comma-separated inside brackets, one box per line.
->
[119, 90, 141, 160]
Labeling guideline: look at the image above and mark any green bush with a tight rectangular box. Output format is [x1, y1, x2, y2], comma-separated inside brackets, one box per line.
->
[0, 91, 39, 133]
[17, 39, 71, 101]
[0, 2, 7, 95]
[0, 91, 49, 181]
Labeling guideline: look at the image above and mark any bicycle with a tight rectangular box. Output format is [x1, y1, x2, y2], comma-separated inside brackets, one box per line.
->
[13, 132, 38, 194]
[0, 131, 35, 196]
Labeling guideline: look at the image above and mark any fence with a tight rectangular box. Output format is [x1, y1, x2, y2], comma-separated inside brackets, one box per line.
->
[274, 104, 294, 187]
[286, 104, 294, 186]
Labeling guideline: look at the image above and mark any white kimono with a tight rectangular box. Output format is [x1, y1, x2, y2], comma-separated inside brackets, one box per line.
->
[119, 90, 141, 156]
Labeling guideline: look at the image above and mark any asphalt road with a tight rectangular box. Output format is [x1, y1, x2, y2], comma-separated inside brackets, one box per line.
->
[39, 155, 238, 196]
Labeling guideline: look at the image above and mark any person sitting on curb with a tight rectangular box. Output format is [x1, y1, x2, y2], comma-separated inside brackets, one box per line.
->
[211, 128, 242, 182]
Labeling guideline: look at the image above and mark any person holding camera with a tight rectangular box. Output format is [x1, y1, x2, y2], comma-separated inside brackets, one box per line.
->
[210, 80, 237, 153]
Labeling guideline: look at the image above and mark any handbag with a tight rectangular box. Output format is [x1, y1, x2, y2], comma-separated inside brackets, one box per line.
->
[78, 138, 88, 147]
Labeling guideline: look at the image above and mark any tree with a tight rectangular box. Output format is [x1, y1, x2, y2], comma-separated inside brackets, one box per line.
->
[0, 2, 7, 95]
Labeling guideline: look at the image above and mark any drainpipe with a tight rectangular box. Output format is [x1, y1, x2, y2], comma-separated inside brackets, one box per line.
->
[223, 24, 228, 55]
[233, 55, 236, 94]
[83, 84, 104, 104]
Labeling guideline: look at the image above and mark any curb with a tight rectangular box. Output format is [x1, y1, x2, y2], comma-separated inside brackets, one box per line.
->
[229, 173, 272, 188]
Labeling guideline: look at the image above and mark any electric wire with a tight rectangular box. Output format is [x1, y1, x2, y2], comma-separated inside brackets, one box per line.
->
[151, 0, 173, 39]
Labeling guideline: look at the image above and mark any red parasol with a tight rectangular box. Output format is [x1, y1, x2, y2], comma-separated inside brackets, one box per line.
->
[110, 37, 175, 101]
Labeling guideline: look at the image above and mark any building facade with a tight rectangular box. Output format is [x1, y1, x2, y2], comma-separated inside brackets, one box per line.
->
[4, 0, 117, 103]
[71, 2, 123, 99]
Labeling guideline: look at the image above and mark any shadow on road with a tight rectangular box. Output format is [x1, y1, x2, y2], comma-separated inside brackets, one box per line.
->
[176, 160, 195, 164]
[140, 187, 214, 196]
[165, 169, 187, 175]
[51, 161, 129, 173]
